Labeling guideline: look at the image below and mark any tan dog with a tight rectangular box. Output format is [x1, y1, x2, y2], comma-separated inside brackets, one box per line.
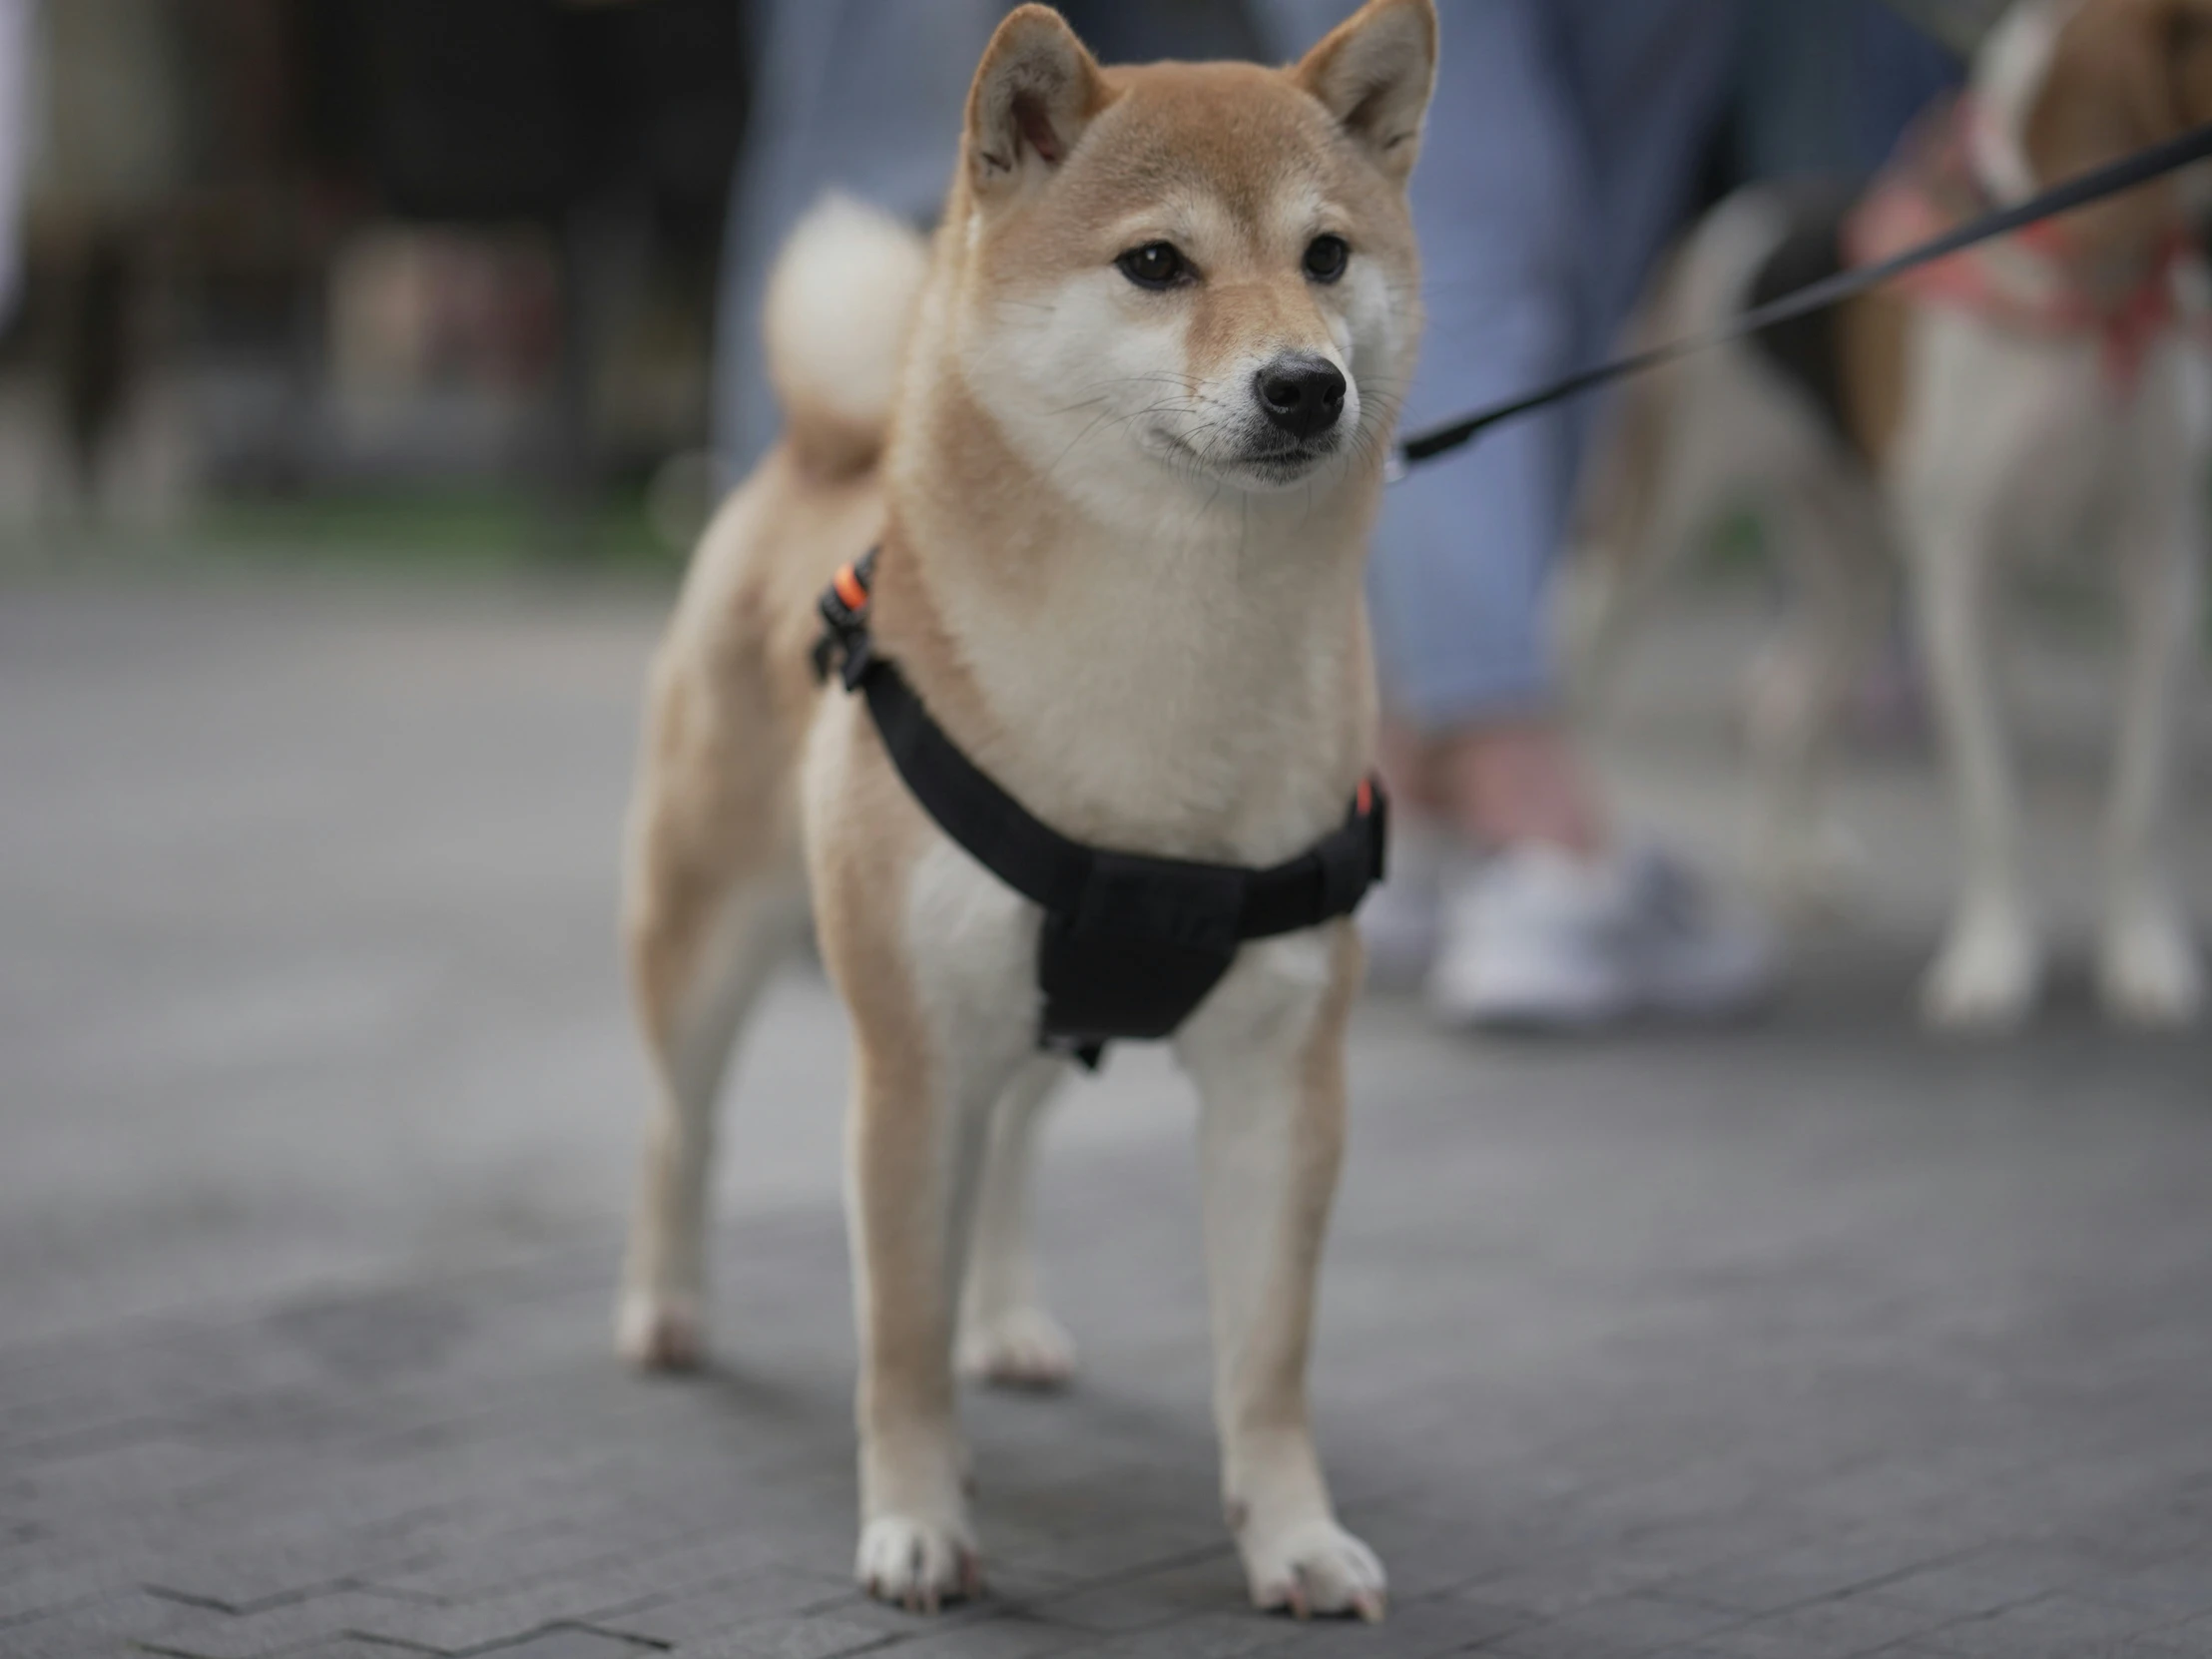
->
[1573, 0, 2212, 1031]
[615, 1, 1434, 1616]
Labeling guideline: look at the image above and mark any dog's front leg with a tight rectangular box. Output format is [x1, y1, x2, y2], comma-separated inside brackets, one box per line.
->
[847, 1028, 999, 1612]
[1908, 500, 2040, 1030]
[2099, 472, 2204, 1027]
[1177, 926, 1382, 1621]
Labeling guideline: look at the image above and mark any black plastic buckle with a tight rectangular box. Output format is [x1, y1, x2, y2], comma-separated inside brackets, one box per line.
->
[811, 550, 879, 685]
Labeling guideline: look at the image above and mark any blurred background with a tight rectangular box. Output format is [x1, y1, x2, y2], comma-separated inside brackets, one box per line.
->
[0, 0, 746, 563]
[0, 0, 1970, 567]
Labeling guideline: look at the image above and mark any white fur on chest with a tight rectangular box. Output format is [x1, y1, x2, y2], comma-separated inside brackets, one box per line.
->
[936, 513, 1371, 866]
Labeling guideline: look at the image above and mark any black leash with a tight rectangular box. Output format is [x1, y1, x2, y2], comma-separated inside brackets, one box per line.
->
[1391, 120, 2212, 476]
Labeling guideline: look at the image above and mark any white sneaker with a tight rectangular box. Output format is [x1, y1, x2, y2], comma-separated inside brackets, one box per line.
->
[1359, 814, 1458, 987]
[1426, 842, 1776, 1031]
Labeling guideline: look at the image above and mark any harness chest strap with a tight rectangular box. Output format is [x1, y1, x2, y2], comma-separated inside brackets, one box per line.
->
[812, 551, 1387, 1064]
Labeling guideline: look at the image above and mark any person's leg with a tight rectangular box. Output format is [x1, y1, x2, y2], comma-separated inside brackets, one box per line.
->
[1260, 0, 1769, 1025]
[1258, 0, 1597, 848]
[1551, 0, 1744, 477]
[1260, 0, 1738, 838]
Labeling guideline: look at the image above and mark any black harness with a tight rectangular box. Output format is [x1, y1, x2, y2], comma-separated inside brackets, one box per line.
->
[812, 550, 1387, 1067]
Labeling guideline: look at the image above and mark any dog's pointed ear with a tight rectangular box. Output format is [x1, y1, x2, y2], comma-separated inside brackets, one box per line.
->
[964, 5, 1108, 202]
[1293, 0, 1438, 187]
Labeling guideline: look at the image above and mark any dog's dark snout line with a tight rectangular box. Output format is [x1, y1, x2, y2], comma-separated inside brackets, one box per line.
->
[1256, 354, 1348, 440]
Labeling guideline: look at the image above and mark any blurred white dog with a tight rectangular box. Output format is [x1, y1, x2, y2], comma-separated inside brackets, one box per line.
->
[1572, 0, 2212, 1031]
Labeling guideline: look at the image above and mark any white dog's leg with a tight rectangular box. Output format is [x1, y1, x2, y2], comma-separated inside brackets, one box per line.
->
[1910, 504, 2040, 1030]
[1748, 478, 1890, 917]
[1177, 928, 1382, 1621]
[2098, 488, 2204, 1027]
[956, 1058, 1076, 1389]
[1560, 357, 1732, 715]
[618, 883, 800, 1369]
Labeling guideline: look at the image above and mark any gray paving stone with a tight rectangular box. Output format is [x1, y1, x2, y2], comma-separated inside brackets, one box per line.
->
[2081, 1561, 2212, 1622]
[1681, 1592, 1952, 1659]
[472, 1631, 659, 1659]
[667, 1610, 901, 1658]
[1912, 1593, 2182, 1659]
[2131, 1616, 2212, 1659]
[1080, 1610, 1290, 1659]
[591, 1567, 858, 1645]
[1477, 1593, 1749, 1657]
[0, 1590, 209, 1659]
[1247, 1596, 1526, 1659]
[124, 1590, 438, 1659]
[1875, 1547, 2094, 1619]
[893, 1614, 1111, 1659]
[1649, 1536, 1962, 1617]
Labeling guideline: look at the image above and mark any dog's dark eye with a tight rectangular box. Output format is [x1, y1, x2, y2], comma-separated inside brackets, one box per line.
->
[1117, 242, 1191, 290]
[1303, 235, 1350, 283]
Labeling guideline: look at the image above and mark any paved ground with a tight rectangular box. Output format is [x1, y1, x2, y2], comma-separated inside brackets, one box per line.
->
[5, 565, 2212, 1659]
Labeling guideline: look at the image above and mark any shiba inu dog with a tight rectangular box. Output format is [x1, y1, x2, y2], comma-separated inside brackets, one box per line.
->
[1572, 0, 2212, 1031]
[615, 0, 1435, 1617]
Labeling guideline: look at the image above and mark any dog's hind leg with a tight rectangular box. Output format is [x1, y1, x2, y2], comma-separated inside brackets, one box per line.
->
[1746, 474, 1891, 916]
[956, 1058, 1077, 1389]
[616, 639, 809, 1370]
[618, 862, 805, 1370]
[2097, 458, 2204, 1028]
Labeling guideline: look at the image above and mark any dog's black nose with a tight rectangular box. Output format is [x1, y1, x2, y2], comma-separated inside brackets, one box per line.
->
[1255, 354, 1347, 440]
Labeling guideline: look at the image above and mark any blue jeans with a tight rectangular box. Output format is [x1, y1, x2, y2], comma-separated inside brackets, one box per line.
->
[1254, 1, 1743, 728]
[715, 0, 1741, 730]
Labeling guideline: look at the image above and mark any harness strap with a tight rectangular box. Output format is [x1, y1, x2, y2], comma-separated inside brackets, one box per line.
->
[813, 553, 1386, 1060]
[860, 655, 1386, 942]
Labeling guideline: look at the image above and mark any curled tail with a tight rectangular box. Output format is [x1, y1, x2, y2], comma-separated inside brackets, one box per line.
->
[763, 195, 931, 477]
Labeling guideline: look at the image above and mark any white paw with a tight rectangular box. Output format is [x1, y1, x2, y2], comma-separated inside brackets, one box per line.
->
[1922, 910, 2039, 1032]
[615, 1290, 704, 1372]
[2099, 914, 2203, 1029]
[955, 1305, 1076, 1390]
[1239, 1513, 1387, 1622]
[855, 1512, 981, 1614]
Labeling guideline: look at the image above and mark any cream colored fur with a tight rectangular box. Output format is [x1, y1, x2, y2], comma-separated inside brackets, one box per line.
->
[617, 0, 1435, 1619]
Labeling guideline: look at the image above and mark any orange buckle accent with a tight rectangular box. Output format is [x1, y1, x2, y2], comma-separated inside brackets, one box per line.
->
[1356, 778, 1374, 816]
[832, 563, 869, 613]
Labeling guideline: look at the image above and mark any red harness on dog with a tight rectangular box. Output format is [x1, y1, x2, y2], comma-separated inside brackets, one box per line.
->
[1847, 96, 2205, 393]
